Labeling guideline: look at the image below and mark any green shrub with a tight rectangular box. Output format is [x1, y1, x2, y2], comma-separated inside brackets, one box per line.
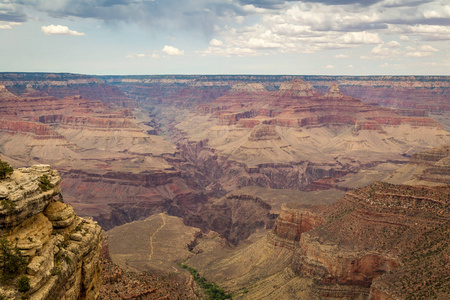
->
[17, 275, 30, 292]
[0, 160, 13, 180]
[38, 174, 53, 191]
[1, 198, 16, 211]
[0, 237, 27, 282]
[180, 264, 232, 299]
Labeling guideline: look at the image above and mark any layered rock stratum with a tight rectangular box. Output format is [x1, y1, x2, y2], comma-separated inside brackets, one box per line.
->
[0, 73, 196, 230]
[0, 164, 102, 299]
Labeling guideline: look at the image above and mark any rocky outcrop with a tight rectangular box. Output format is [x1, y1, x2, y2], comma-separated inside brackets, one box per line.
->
[184, 194, 276, 245]
[276, 79, 318, 98]
[325, 83, 346, 99]
[267, 182, 450, 299]
[269, 203, 326, 250]
[0, 165, 102, 299]
[386, 145, 450, 186]
[248, 125, 281, 141]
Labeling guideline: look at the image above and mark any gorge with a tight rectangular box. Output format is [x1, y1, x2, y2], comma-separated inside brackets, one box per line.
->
[0, 72, 449, 299]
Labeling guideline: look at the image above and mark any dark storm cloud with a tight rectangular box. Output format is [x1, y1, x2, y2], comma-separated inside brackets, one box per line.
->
[11, 0, 248, 36]
[298, 0, 432, 7]
[300, 0, 382, 6]
[7, 0, 449, 38]
[237, 0, 293, 9]
[0, 4, 27, 22]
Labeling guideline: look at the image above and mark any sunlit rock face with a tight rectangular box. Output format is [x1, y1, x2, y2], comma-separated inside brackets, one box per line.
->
[0, 165, 102, 300]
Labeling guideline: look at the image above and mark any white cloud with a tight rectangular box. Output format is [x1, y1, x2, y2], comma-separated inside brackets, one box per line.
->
[41, 25, 85, 36]
[347, 64, 354, 68]
[400, 35, 409, 41]
[196, 1, 448, 58]
[385, 40, 401, 48]
[198, 46, 259, 57]
[162, 45, 184, 56]
[422, 5, 450, 19]
[379, 62, 401, 68]
[0, 22, 21, 30]
[125, 53, 161, 59]
[419, 45, 438, 52]
[326, 65, 334, 69]
[361, 43, 403, 59]
[209, 39, 223, 47]
[335, 54, 348, 58]
[392, 24, 450, 41]
[406, 51, 433, 57]
[342, 32, 382, 44]
[405, 44, 438, 57]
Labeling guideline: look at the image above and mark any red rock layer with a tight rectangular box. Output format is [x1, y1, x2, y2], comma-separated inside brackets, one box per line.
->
[198, 79, 443, 130]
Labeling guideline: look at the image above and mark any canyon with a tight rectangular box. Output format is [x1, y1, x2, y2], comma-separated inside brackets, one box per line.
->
[0, 72, 449, 299]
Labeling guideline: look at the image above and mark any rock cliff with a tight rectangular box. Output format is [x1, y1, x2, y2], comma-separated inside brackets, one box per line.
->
[267, 181, 450, 299]
[0, 164, 102, 299]
[385, 144, 450, 186]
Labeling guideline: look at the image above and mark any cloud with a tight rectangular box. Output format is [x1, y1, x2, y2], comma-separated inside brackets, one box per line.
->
[13, 0, 250, 37]
[0, 3, 27, 22]
[400, 35, 410, 41]
[41, 25, 85, 36]
[210, 39, 224, 47]
[0, 21, 21, 29]
[126, 53, 161, 59]
[335, 54, 348, 58]
[361, 42, 403, 59]
[162, 45, 185, 56]
[201, 46, 260, 57]
[405, 44, 438, 57]
[392, 24, 450, 41]
[6, 0, 449, 59]
[326, 65, 335, 69]
[385, 40, 401, 47]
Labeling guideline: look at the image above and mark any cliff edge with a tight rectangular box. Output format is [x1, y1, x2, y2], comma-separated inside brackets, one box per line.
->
[0, 164, 102, 299]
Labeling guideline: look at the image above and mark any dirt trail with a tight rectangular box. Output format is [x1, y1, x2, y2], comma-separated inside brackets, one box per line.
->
[148, 213, 166, 261]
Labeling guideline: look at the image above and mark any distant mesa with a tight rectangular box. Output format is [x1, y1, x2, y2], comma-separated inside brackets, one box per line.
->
[22, 83, 49, 97]
[248, 124, 281, 141]
[276, 79, 317, 97]
[0, 84, 19, 100]
[326, 83, 346, 99]
[230, 82, 267, 93]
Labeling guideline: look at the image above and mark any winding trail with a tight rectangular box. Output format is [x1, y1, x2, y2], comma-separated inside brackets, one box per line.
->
[148, 213, 166, 261]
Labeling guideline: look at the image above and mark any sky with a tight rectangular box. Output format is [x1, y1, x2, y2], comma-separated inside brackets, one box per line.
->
[0, 0, 449, 75]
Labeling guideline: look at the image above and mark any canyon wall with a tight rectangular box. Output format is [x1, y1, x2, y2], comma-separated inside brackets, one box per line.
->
[266, 180, 450, 299]
[0, 164, 102, 299]
[0, 73, 198, 231]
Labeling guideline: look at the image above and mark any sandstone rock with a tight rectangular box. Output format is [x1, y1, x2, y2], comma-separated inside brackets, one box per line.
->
[326, 83, 346, 98]
[0, 166, 61, 229]
[7, 213, 53, 257]
[0, 165, 102, 300]
[44, 201, 76, 229]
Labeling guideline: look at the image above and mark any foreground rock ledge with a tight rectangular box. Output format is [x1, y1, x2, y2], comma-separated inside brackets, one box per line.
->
[0, 164, 102, 300]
